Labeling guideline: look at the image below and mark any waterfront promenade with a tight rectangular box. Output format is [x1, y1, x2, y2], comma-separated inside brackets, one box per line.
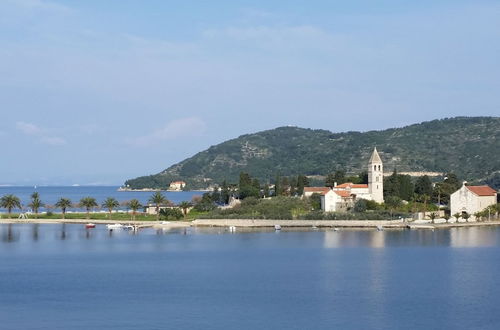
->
[2, 218, 500, 230]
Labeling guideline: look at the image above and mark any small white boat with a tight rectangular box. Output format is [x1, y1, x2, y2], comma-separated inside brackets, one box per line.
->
[377, 225, 384, 231]
[333, 228, 339, 232]
[312, 225, 318, 230]
[123, 225, 135, 230]
[228, 226, 236, 232]
[274, 225, 282, 230]
[107, 224, 123, 230]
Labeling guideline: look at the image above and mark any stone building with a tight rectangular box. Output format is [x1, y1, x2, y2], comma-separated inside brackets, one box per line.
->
[450, 184, 497, 220]
[318, 148, 384, 212]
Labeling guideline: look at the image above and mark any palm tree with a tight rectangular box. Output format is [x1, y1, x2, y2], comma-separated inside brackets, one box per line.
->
[178, 201, 192, 219]
[0, 194, 22, 217]
[28, 192, 44, 219]
[55, 198, 72, 219]
[102, 197, 119, 219]
[148, 192, 168, 221]
[79, 197, 98, 220]
[127, 199, 142, 221]
[429, 212, 438, 224]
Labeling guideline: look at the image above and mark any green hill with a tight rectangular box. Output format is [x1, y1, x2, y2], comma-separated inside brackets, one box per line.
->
[125, 117, 500, 189]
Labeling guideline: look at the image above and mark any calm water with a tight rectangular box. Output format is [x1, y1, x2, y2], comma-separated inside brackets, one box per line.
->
[0, 186, 202, 212]
[1, 225, 500, 330]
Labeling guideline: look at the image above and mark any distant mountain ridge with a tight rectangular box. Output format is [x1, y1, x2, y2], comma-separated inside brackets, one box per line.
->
[125, 117, 500, 189]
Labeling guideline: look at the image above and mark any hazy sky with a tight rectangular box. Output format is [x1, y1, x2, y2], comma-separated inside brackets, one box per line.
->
[0, 0, 499, 185]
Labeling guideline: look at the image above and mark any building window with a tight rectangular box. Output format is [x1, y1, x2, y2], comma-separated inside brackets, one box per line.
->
[376, 176, 378, 182]
[378, 165, 381, 171]
[374, 165, 376, 171]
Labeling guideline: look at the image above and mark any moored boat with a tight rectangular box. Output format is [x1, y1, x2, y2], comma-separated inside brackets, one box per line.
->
[106, 224, 123, 230]
[85, 223, 96, 229]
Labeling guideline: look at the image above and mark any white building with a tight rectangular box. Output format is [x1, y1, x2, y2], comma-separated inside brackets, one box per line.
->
[318, 148, 384, 212]
[450, 184, 497, 220]
[169, 181, 186, 191]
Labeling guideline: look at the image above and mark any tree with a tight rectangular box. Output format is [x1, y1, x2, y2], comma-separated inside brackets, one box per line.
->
[462, 212, 470, 222]
[429, 212, 438, 224]
[79, 197, 98, 220]
[333, 170, 346, 185]
[281, 177, 290, 196]
[55, 198, 72, 219]
[274, 174, 282, 196]
[325, 173, 336, 188]
[354, 199, 367, 213]
[178, 201, 192, 219]
[28, 192, 44, 219]
[149, 192, 168, 221]
[102, 197, 119, 219]
[220, 180, 230, 204]
[0, 194, 22, 217]
[453, 212, 461, 223]
[239, 172, 259, 199]
[127, 199, 142, 220]
[309, 193, 322, 210]
[415, 175, 433, 197]
[385, 196, 402, 218]
[296, 175, 309, 195]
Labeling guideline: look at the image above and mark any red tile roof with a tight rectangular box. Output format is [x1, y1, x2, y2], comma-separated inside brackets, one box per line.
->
[335, 190, 352, 198]
[336, 182, 369, 189]
[466, 185, 497, 196]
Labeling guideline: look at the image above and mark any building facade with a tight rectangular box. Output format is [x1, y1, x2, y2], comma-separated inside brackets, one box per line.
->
[318, 148, 384, 212]
[169, 181, 186, 191]
[450, 184, 497, 220]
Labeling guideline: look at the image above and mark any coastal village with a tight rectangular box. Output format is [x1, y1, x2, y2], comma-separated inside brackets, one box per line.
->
[0, 148, 498, 229]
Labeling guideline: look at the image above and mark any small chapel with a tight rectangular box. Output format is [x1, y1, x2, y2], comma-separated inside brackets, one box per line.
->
[303, 148, 384, 212]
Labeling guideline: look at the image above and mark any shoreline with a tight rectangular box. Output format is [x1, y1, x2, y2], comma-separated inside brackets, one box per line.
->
[1, 218, 500, 230]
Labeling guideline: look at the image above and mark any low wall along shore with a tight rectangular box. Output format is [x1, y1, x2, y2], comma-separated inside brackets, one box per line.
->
[192, 219, 406, 228]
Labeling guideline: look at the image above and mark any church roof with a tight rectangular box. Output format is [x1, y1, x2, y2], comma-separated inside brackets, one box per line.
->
[334, 190, 352, 198]
[369, 147, 382, 163]
[466, 185, 497, 196]
[336, 182, 369, 189]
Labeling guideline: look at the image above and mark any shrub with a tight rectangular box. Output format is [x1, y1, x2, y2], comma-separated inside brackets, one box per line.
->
[159, 208, 183, 220]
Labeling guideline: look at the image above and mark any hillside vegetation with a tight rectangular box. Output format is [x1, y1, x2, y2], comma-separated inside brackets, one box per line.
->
[125, 117, 500, 189]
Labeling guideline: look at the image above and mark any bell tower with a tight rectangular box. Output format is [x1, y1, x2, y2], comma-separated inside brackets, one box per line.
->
[368, 147, 384, 203]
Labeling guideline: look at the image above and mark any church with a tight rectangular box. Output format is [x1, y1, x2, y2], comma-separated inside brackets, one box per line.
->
[303, 148, 384, 212]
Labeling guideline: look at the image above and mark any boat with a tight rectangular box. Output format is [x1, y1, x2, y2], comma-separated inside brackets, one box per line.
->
[274, 225, 282, 231]
[377, 225, 384, 231]
[123, 225, 135, 230]
[85, 223, 96, 229]
[228, 226, 236, 232]
[106, 224, 123, 230]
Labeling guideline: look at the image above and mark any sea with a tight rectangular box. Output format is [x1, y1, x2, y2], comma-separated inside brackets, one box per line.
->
[1, 223, 500, 330]
[0, 186, 203, 212]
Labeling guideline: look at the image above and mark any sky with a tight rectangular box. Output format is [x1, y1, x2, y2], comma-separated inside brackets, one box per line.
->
[0, 0, 499, 185]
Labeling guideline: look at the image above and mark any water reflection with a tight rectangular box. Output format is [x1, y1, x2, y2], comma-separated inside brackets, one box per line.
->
[324, 227, 500, 248]
[1, 224, 20, 243]
[32, 224, 39, 241]
[450, 227, 498, 247]
[0, 224, 499, 248]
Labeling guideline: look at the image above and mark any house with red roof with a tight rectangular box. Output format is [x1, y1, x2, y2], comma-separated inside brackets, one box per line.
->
[450, 183, 497, 220]
[306, 148, 385, 212]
